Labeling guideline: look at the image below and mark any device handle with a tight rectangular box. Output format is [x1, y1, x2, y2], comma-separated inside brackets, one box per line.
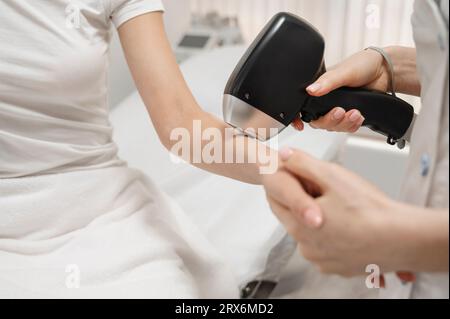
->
[301, 87, 415, 144]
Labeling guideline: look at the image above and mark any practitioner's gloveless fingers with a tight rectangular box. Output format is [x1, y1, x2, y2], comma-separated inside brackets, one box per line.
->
[329, 109, 365, 133]
[308, 107, 341, 130]
[291, 117, 305, 131]
[310, 108, 365, 133]
[294, 49, 389, 133]
[262, 168, 324, 229]
[266, 196, 305, 242]
[306, 69, 353, 97]
[278, 148, 332, 192]
[307, 49, 389, 97]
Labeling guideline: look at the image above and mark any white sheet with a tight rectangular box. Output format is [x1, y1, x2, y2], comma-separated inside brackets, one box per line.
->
[0, 167, 238, 298]
[110, 46, 345, 285]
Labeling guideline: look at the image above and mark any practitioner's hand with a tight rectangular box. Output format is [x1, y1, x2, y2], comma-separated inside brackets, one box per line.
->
[292, 49, 390, 133]
[263, 148, 406, 277]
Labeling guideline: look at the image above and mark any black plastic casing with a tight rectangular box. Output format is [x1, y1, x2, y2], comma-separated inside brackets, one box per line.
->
[224, 12, 415, 143]
[224, 12, 325, 127]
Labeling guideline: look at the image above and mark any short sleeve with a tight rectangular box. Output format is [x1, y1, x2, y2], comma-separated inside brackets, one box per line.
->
[108, 0, 165, 28]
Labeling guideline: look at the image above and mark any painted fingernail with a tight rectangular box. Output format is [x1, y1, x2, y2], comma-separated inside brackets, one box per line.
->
[397, 271, 416, 283]
[380, 274, 386, 288]
[293, 120, 303, 131]
[279, 147, 294, 161]
[304, 208, 323, 229]
[349, 111, 361, 122]
[307, 83, 321, 93]
[333, 108, 346, 120]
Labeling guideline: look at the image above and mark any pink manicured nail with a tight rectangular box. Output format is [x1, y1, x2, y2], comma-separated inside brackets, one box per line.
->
[307, 83, 321, 93]
[333, 108, 346, 120]
[279, 147, 294, 161]
[304, 208, 323, 229]
[349, 111, 361, 122]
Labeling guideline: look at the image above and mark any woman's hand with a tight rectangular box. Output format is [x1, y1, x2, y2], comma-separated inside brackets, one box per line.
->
[263, 148, 449, 277]
[293, 49, 390, 133]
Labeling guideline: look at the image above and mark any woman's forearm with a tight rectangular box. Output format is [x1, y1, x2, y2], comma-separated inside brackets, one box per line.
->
[118, 13, 278, 185]
[385, 46, 421, 96]
[160, 106, 278, 185]
[389, 202, 449, 273]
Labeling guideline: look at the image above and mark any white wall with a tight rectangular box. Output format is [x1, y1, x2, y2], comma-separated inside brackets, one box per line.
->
[108, 0, 190, 107]
[189, 0, 416, 55]
[108, 0, 419, 108]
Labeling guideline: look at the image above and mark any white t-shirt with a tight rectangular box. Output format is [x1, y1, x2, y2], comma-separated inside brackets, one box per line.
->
[0, 1, 240, 299]
[0, 0, 164, 178]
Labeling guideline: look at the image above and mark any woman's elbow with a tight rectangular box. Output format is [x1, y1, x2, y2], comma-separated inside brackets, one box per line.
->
[153, 112, 196, 152]
[146, 99, 201, 151]
[155, 123, 178, 151]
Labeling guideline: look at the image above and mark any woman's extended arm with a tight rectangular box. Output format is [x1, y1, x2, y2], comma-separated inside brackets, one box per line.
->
[117, 13, 277, 184]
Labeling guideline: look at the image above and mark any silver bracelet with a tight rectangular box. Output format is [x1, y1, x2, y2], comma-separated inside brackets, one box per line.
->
[365, 46, 397, 97]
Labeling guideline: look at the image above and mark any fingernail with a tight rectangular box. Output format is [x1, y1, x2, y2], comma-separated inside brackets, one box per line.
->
[304, 208, 323, 229]
[397, 272, 416, 283]
[349, 111, 361, 122]
[333, 108, 346, 120]
[307, 83, 321, 93]
[293, 121, 302, 131]
[380, 274, 386, 288]
[279, 147, 294, 161]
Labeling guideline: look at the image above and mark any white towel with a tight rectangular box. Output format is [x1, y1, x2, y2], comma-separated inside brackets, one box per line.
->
[0, 166, 239, 299]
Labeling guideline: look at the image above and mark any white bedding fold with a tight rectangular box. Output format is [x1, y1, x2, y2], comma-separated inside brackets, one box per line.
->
[0, 166, 239, 299]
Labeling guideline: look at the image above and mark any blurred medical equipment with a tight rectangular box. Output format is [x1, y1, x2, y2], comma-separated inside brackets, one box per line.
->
[110, 46, 345, 296]
[175, 12, 244, 63]
[223, 13, 416, 149]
